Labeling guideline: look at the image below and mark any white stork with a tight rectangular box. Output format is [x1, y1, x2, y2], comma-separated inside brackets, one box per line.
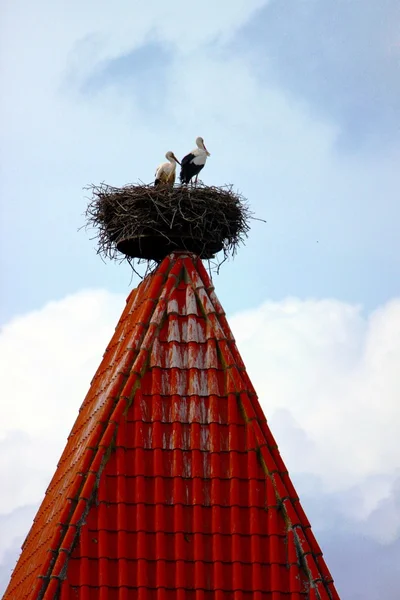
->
[180, 137, 211, 185]
[154, 151, 181, 187]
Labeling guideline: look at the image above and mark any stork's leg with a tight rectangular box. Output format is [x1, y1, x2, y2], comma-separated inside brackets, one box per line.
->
[194, 174, 198, 187]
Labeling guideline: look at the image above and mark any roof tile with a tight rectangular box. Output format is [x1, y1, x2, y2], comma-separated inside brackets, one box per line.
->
[3, 253, 340, 600]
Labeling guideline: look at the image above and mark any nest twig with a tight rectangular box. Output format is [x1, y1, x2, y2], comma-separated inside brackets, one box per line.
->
[83, 182, 253, 271]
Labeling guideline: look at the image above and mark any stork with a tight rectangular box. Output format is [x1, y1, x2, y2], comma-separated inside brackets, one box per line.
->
[154, 151, 181, 187]
[180, 137, 211, 186]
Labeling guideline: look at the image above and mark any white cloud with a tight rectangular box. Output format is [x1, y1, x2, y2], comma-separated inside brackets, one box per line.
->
[231, 298, 400, 478]
[0, 290, 124, 513]
[0, 504, 38, 593]
[0, 289, 400, 598]
[229, 298, 400, 540]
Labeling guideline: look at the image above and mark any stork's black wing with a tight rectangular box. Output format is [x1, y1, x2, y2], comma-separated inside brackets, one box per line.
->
[181, 152, 195, 166]
[180, 152, 195, 183]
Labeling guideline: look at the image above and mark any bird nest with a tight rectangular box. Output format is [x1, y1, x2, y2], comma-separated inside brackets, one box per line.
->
[84, 182, 251, 265]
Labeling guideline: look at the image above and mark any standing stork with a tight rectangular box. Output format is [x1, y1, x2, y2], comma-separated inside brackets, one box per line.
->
[180, 137, 211, 186]
[154, 151, 181, 187]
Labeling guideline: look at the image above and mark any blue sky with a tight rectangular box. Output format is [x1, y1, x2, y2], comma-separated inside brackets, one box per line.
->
[1, 0, 399, 322]
[1, 1, 400, 598]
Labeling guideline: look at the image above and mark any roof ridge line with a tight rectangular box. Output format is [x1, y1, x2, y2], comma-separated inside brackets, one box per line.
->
[177, 273, 336, 598]
[254, 420, 335, 599]
[27, 288, 161, 580]
[26, 291, 146, 544]
[38, 257, 186, 599]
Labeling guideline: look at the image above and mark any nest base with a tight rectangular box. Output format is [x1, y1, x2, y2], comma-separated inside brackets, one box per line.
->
[116, 235, 222, 260]
[85, 182, 251, 267]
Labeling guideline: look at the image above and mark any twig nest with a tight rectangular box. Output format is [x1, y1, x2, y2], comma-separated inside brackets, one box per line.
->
[85, 183, 251, 263]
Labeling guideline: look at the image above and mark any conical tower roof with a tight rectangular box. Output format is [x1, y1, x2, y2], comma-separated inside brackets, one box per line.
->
[4, 253, 339, 600]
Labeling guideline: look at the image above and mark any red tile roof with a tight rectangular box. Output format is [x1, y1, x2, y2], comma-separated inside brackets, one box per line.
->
[4, 253, 340, 600]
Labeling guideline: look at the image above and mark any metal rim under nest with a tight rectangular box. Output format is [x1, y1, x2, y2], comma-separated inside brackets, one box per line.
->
[116, 235, 224, 260]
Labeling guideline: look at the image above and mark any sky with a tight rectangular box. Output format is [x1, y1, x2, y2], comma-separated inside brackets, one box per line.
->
[1, 0, 399, 597]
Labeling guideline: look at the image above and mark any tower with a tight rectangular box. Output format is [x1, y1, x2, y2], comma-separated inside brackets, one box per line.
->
[3, 183, 340, 599]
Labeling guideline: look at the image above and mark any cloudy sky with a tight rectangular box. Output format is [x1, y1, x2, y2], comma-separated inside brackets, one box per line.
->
[1, 0, 399, 597]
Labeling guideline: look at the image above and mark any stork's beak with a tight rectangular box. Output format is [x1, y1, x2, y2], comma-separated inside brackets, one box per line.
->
[204, 145, 211, 157]
[173, 154, 181, 165]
